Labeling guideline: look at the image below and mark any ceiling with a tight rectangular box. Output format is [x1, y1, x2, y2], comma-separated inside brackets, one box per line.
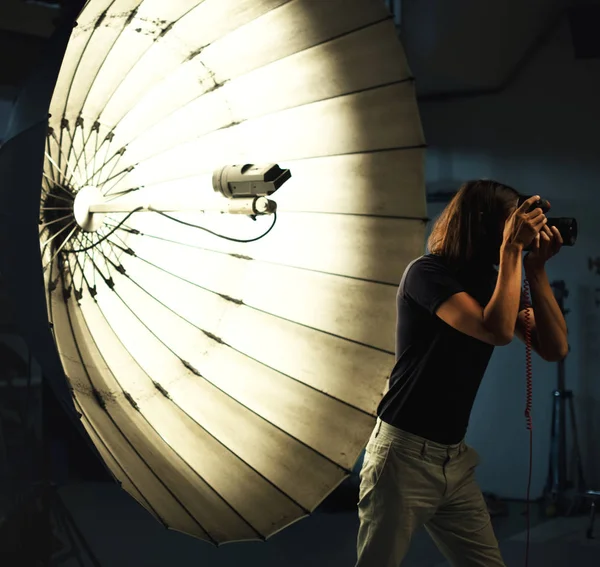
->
[0, 0, 580, 101]
[401, 0, 571, 98]
[0, 0, 62, 93]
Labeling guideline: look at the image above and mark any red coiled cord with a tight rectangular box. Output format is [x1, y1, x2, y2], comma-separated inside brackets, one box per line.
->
[522, 279, 534, 567]
[523, 280, 533, 431]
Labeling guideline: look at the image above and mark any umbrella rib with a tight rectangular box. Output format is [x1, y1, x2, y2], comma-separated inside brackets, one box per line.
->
[99, 268, 357, 476]
[91, 125, 100, 186]
[96, 231, 116, 283]
[80, 121, 95, 176]
[42, 224, 79, 272]
[44, 1, 428, 544]
[68, 120, 93, 186]
[104, 224, 400, 292]
[75, 293, 275, 541]
[72, 245, 92, 295]
[64, 122, 80, 186]
[100, 145, 425, 198]
[73, 399, 170, 530]
[101, 234, 125, 266]
[99, 165, 132, 196]
[72, 4, 143, 121]
[103, 186, 141, 201]
[106, 249, 379, 418]
[128, 251, 395, 363]
[106, 14, 403, 159]
[78, 129, 116, 188]
[82, 290, 314, 519]
[45, 135, 59, 184]
[111, 79, 416, 169]
[59, 287, 222, 545]
[108, 275, 356, 477]
[49, 133, 81, 188]
[41, 176, 74, 202]
[88, 0, 214, 123]
[45, 252, 139, 533]
[40, 221, 76, 254]
[56, 1, 113, 127]
[275, 211, 428, 222]
[311, 13, 395, 51]
[75, 233, 103, 290]
[94, 146, 124, 190]
[106, 145, 426, 188]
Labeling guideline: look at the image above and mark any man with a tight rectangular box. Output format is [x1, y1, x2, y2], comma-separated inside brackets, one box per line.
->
[355, 180, 568, 567]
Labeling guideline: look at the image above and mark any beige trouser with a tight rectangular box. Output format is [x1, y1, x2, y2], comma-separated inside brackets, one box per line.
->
[356, 418, 506, 567]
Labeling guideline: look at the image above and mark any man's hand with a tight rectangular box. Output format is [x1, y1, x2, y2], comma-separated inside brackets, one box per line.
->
[524, 225, 562, 273]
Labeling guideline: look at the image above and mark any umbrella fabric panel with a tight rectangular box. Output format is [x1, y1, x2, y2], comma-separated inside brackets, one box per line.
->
[54, 0, 391, 134]
[48, 278, 218, 541]
[114, 232, 400, 352]
[113, 149, 425, 217]
[108, 19, 412, 155]
[75, 279, 361, 507]
[114, 82, 423, 180]
[124, 213, 426, 284]
[40, 0, 427, 544]
[83, 268, 376, 471]
[97, 250, 393, 412]
[51, 274, 320, 542]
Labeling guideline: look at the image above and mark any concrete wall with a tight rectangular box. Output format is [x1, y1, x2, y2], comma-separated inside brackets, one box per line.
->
[0, 89, 15, 143]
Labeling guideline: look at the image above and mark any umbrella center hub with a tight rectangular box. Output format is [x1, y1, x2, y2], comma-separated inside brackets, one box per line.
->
[73, 185, 106, 232]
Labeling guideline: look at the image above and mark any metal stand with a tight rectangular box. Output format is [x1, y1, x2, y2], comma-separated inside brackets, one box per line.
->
[0, 339, 102, 566]
[542, 281, 598, 539]
[584, 490, 600, 539]
[542, 358, 586, 515]
[0, 480, 103, 567]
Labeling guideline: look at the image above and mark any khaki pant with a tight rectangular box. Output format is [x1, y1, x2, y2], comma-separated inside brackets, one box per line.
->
[356, 419, 506, 567]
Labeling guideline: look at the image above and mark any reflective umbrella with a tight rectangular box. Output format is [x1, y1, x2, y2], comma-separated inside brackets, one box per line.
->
[39, 0, 426, 544]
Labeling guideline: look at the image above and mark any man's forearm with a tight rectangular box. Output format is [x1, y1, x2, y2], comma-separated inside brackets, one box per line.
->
[526, 267, 568, 359]
[483, 243, 523, 343]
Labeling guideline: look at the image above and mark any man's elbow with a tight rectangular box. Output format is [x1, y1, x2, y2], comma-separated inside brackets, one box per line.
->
[495, 332, 514, 347]
[541, 345, 569, 362]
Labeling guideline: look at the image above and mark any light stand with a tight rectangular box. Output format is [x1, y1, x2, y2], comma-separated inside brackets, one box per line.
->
[543, 280, 587, 517]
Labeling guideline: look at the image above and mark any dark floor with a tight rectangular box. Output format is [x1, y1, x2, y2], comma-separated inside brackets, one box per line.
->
[48, 482, 598, 567]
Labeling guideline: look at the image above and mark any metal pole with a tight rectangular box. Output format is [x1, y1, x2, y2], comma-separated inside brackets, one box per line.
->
[87, 196, 276, 215]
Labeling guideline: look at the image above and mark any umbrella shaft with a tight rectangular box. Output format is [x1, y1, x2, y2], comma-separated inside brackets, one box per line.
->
[88, 196, 276, 215]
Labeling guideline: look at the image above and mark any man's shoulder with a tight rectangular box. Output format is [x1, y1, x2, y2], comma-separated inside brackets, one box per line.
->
[399, 254, 450, 295]
[403, 253, 449, 277]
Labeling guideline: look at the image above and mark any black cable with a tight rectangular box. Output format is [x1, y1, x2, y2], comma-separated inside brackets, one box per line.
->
[65, 205, 276, 255]
[523, 280, 534, 567]
[157, 210, 278, 243]
[65, 208, 143, 253]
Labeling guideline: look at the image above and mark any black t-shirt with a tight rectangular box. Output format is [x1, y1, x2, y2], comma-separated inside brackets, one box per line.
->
[377, 254, 524, 444]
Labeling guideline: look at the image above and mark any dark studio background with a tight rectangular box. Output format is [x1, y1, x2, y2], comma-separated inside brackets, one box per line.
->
[0, 0, 599, 565]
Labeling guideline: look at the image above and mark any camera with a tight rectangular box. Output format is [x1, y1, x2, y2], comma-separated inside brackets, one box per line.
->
[517, 195, 577, 247]
[212, 164, 292, 199]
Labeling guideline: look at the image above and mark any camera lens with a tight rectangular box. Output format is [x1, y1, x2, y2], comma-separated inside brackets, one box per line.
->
[547, 217, 577, 246]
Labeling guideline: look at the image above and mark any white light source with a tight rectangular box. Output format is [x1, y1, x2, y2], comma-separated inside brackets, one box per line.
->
[73, 162, 286, 231]
[40, 0, 427, 545]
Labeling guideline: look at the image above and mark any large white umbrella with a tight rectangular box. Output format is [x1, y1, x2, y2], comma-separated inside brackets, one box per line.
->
[40, 0, 426, 544]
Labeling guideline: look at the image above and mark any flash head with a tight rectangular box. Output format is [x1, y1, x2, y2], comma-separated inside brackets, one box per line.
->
[212, 164, 292, 199]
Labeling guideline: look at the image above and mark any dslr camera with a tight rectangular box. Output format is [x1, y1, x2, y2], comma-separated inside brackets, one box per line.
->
[517, 195, 577, 248]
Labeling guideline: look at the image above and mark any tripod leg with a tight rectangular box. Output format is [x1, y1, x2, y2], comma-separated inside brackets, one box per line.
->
[587, 500, 596, 539]
[567, 395, 586, 492]
[544, 393, 560, 515]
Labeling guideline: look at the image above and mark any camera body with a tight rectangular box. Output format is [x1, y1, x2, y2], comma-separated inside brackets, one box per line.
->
[517, 195, 578, 247]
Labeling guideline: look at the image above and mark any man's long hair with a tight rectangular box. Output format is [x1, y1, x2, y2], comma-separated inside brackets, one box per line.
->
[427, 179, 520, 270]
